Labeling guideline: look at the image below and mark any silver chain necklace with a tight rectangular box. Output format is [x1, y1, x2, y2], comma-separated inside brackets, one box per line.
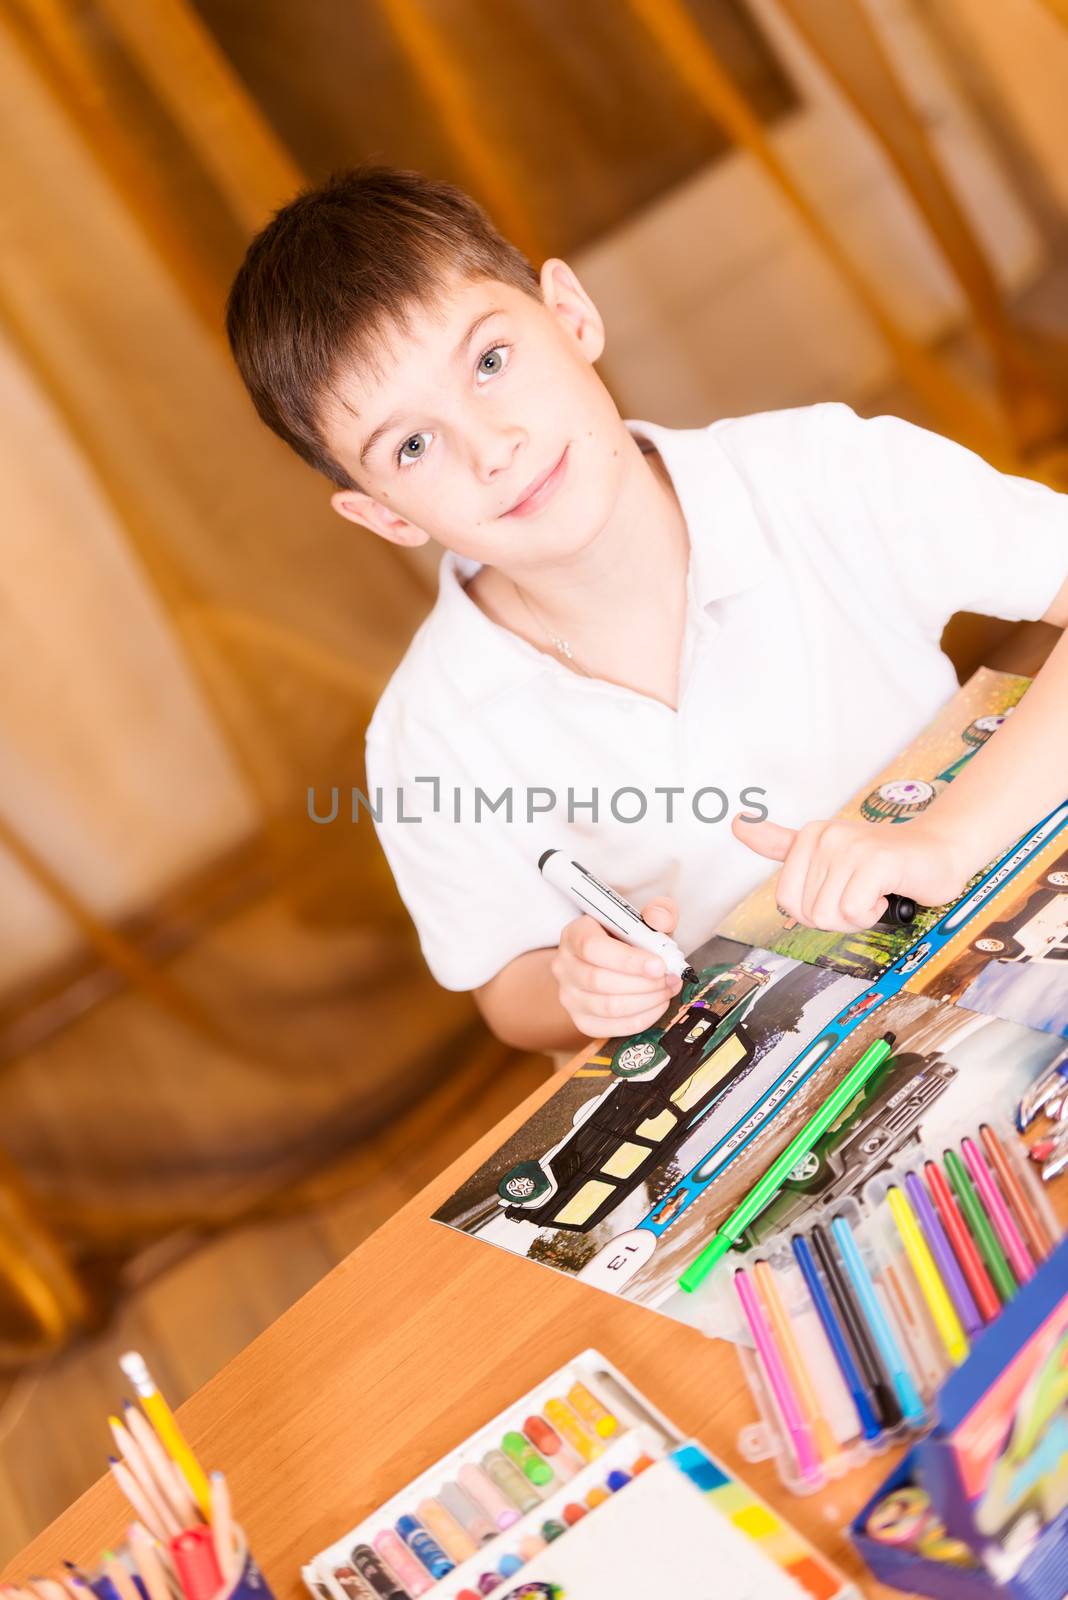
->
[504, 441, 663, 680]
[511, 580, 592, 677]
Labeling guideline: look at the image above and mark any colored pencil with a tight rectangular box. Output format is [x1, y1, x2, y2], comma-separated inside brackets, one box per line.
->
[101, 1560, 139, 1600]
[753, 1260, 837, 1463]
[209, 1473, 236, 1584]
[127, 1526, 174, 1600]
[679, 1035, 895, 1291]
[811, 1224, 901, 1429]
[943, 1149, 1018, 1305]
[733, 1269, 820, 1484]
[124, 1404, 199, 1527]
[791, 1233, 882, 1442]
[904, 1170, 981, 1336]
[979, 1123, 1053, 1262]
[961, 1137, 1035, 1284]
[108, 1419, 182, 1539]
[924, 1161, 1001, 1322]
[120, 1355, 211, 1517]
[830, 1217, 925, 1425]
[27, 1582, 69, 1600]
[886, 1187, 969, 1366]
[107, 1459, 168, 1545]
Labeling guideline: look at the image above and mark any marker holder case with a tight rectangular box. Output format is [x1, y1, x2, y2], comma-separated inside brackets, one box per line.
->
[720, 1121, 1061, 1497]
[712, 1205, 930, 1497]
[307, 1349, 682, 1600]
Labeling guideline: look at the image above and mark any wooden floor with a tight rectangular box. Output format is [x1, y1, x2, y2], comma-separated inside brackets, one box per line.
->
[0, 1036, 548, 1564]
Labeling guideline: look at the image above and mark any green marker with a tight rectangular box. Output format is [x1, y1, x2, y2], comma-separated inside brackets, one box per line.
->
[943, 1147, 1017, 1305]
[678, 1033, 895, 1294]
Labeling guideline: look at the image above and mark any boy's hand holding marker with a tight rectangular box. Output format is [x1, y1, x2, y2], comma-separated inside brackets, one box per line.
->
[540, 852, 696, 1042]
[735, 629, 1068, 934]
[735, 815, 968, 933]
[552, 897, 683, 1041]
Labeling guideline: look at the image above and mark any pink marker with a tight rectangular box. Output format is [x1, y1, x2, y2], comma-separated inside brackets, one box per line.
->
[373, 1529, 432, 1596]
[962, 1138, 1035, 1284]
[734, 1269, 820, 1486]
[458, 1463, 520, 1529]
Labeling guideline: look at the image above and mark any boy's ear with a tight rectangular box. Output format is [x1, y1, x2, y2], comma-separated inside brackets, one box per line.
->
[330, 489, 430, 547]
[540, 258, 605, 363]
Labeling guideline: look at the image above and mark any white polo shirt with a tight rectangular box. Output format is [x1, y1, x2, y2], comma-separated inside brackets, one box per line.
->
[364, 402, 1066, 992]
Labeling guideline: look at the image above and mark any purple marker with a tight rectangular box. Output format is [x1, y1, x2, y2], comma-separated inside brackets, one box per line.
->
[905, 1170, 981, 1337]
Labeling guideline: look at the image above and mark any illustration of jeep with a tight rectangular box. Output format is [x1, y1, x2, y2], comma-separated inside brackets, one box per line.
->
[496, 965, 771, 1232]
[971, 867, 1068, 966]
[742, 1047, 957, 1244]
[861, 711, 1013, 824]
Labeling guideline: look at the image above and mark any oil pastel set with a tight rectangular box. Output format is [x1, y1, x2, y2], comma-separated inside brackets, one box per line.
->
[434, 671, 1068, 1328]
[302, 1351, 858, 1600]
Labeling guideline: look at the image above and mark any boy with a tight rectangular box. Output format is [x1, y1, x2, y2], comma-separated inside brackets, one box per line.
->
[227, 166, 1068, 1059]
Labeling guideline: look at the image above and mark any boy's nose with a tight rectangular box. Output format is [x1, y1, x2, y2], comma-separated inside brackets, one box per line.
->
[470, 425, 523, 482]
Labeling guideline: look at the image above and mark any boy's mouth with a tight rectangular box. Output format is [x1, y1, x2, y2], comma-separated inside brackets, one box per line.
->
[500, 445, 569, 518]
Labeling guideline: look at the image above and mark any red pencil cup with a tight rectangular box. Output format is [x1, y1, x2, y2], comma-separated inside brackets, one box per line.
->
[169, 1523, 275, 1600]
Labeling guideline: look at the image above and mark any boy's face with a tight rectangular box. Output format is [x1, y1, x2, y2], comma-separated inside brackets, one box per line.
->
[324, 261, 632, 572]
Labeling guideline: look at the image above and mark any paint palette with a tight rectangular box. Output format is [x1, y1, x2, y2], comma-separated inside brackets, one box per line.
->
[302, 1351, 856, 1599]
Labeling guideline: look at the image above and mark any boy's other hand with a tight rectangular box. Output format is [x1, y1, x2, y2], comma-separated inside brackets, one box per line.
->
[733, 814, 970, 932]
[552, 896, 683, 1040]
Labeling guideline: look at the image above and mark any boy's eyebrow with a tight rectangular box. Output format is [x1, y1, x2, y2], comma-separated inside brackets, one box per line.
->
[358, 308, 504, 466]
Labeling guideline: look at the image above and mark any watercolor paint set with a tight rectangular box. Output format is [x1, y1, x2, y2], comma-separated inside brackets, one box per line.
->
[683, 1120, 1062, 1497]
[302, 1350, 857, 1600]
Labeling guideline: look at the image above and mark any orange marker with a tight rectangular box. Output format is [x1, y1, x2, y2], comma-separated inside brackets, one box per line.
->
[753, 1261, 837, 1463]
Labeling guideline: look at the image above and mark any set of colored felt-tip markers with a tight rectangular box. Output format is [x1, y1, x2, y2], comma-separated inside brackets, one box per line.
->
[697, 1120, 1061, 1496]
[5, 1353, 267, 1600]
[304, 1355, 682, 1600]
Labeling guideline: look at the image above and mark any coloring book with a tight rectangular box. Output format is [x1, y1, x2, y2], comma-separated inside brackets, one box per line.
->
[433, 671, 1068, 1330]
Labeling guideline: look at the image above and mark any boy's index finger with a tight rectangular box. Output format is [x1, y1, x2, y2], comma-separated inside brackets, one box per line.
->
[582, 925, 664, 977]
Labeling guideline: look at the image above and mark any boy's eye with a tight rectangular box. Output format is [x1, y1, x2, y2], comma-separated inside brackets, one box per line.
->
[477, 345, 509, 379]
[398, 431, 431, 466]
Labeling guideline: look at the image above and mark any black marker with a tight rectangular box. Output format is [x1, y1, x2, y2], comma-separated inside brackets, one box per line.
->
[880, 894, 920, 928]
[538, 850, 698, 983]
[809, 1224, 902, 1430]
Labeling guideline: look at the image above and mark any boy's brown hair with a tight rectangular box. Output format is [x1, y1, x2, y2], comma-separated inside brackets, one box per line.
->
[226, 165, 539, 489]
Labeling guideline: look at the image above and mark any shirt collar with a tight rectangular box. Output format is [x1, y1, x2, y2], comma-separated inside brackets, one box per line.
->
[431, 416, 772, 703]
[628, 416, 772, 608]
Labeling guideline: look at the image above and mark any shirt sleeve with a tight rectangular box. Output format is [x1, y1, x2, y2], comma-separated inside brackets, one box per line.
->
[364, 722, 576, 992]
[808, 403, 1068, 638]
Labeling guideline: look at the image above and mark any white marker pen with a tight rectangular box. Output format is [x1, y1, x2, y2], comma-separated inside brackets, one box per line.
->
[538, 849, 698, 983]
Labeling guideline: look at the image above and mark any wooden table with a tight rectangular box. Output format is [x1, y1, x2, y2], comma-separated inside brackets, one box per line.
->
[5, 1064, 1064, 1599]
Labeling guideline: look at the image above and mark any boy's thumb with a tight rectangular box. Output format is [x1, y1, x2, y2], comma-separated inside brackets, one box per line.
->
[732, 815, 796, 862]
[641, 896, 678, 935]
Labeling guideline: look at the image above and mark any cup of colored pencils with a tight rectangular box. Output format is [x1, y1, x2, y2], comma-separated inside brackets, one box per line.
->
[5, 1351, 273, 1600]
